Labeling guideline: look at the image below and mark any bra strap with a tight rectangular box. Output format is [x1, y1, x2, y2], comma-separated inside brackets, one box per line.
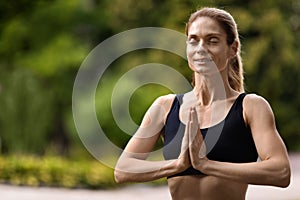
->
[176, 94, 184, 105]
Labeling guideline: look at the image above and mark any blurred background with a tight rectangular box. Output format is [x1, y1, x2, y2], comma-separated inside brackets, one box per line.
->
[0, 0, 299, 189]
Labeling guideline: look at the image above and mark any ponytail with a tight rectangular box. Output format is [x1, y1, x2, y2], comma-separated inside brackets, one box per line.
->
[228, 53, 244, 92]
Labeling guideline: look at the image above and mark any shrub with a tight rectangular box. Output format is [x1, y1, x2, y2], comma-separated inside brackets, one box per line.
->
[0, 155, 115, 189]
[0, 155, 166, 189]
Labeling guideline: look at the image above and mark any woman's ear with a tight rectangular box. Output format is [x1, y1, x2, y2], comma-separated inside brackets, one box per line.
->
[230, 40, 238, 58]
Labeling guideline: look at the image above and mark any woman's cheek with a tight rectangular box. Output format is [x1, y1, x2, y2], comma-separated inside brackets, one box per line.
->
[186, 47, 194, 61]
[187, 52, 195, 69]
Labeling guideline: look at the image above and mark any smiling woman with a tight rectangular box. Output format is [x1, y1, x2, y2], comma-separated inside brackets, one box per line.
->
[114, 7, 290, 200]
[186, 16, 235, 76]
[186, 8, 243, 92]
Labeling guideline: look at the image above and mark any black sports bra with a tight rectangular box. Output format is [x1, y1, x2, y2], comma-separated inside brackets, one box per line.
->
[163, 93, 258, 178]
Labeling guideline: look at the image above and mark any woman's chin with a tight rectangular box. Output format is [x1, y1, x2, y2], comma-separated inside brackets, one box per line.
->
[193, 66, 219, 75]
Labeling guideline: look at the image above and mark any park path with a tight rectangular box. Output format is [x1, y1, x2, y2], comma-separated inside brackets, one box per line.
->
[1, 153, 300, 200]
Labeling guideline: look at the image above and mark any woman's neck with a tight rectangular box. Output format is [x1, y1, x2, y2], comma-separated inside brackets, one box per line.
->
[193, 71, 234, 106]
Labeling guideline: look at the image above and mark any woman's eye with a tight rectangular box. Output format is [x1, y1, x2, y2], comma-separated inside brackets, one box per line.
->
[209, 38, 219, 43]
[187, 38, 198, 45]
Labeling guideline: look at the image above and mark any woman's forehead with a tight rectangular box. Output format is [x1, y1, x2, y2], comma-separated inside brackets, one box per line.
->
[188, 16, 225, 37]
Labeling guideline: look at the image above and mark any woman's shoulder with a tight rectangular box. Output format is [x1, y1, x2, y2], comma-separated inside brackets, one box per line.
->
[244, 93, 271, 107]
[243, 93, 274, 118]
[153, 94, 176, 106]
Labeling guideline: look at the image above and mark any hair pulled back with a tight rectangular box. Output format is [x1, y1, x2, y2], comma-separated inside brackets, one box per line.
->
[186, 7, 244, 92]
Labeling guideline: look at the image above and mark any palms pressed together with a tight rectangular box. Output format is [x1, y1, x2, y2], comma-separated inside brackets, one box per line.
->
[179, 107, 207, 173]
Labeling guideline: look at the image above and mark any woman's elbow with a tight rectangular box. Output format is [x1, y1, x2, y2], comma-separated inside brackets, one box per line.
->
[280, 167, 291, 188]
[114, 168, 130, 184]
[275, 165, 291, 188]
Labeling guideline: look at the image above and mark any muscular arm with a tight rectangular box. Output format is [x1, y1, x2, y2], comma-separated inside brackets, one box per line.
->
[194, 94, 291, 187]
[114, 94, 190, 183]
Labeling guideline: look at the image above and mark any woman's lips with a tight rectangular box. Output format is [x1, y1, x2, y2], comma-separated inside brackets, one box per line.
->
[193, 58, 213, 64]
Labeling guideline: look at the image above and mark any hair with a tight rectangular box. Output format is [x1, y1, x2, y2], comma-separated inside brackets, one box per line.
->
[186, 7, 244, 92]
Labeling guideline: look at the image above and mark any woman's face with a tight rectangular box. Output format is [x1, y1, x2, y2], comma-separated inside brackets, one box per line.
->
[186, 16, 235, 75]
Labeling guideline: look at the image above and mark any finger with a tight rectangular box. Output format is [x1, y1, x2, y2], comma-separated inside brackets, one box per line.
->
[182, 122, 189, 152]
[189, 107, 198, 143]
[191, 107, 198, 123]
[197, 129, 206, 158]
[181, 112, 190, 153]
[188, 108, 193, 147]
[188, 107, 192, 123]
[197, 128, 204, 142]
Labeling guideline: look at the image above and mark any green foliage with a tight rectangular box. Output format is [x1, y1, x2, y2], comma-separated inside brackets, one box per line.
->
[0, 68, 54, 154]
[0, 0, 299, 159]
[0, 155, 166, 188]
[17, 33, 88, 76]
[233, 3, 300, 150]
[0, 155, 115, 189]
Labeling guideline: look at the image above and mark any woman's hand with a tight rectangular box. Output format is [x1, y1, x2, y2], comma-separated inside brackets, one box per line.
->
[188, 107, 208, 171]
[176, 116, 191, 172]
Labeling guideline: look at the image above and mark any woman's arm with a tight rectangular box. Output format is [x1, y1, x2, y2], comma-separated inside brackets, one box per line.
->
[190, 94, 291, 187]
[114, 94, 191, 183]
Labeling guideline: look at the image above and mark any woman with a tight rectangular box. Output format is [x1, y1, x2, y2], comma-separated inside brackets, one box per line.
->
[114, 7, 290, 200]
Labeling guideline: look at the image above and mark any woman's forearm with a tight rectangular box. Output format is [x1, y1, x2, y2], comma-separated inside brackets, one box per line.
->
[114, 157, 181, 183]
[200, 158, 290, 187]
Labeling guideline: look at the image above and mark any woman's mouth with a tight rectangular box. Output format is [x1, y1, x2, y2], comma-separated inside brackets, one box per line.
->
[194, 58, 213, 64]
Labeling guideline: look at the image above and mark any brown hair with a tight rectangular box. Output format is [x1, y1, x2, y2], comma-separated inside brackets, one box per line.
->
[186, 7, 244, 92]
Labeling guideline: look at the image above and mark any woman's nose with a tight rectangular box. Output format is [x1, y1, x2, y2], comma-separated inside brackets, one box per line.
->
[196, 40, 207, 54]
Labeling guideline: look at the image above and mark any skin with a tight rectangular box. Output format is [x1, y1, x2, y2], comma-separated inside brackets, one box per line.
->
[114, 16, 291, 200]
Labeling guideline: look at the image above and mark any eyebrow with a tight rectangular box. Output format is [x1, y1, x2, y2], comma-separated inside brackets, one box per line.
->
[187, 33, 222, 38]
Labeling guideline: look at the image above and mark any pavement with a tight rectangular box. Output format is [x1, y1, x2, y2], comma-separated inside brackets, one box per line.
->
[1, 153, 300, 200]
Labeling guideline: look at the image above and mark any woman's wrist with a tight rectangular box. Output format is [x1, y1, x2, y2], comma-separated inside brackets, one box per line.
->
[194, 158, 210, 174]
[173, 157, 190, 173]
[175, 158, 186, 172]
